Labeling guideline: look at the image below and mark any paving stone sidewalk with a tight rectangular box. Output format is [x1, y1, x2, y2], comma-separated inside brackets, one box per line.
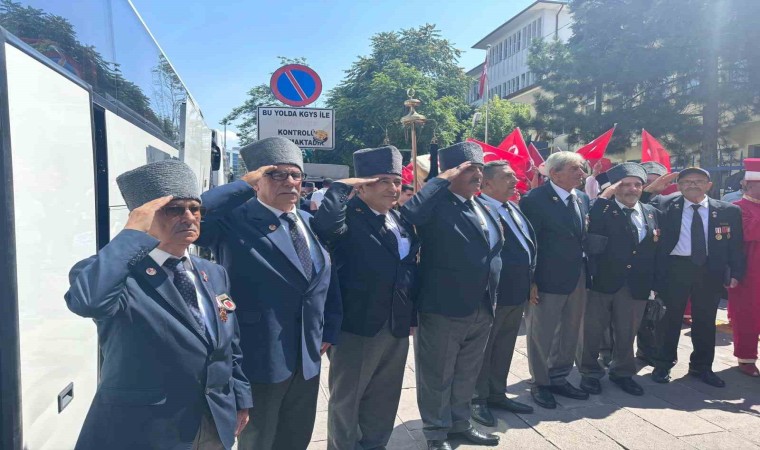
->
[308, 300, 760, 449]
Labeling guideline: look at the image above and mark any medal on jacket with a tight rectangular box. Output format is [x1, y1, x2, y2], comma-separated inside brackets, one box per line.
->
[715, 228, 722, 240]
[216, 294, 236, 322]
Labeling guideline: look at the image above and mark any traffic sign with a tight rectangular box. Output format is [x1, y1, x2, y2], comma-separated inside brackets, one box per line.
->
[257, 106, 335, 150]
[270, 64, 322, 107]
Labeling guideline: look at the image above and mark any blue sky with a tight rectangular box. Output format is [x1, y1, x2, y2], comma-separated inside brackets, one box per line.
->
[131, 0, 540, 146]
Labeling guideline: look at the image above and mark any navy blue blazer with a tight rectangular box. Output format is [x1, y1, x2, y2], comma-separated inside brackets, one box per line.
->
[401, 178, 504, 317]
[312, 182, 420, 337]
[65, 230, 252, 450]
[197, 180, 342, 384]
[520, 182, 590, 295]
[480, 197, 537, 306]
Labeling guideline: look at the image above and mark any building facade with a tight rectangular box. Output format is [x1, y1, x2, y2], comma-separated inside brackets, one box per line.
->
[466, 0, 571, 107]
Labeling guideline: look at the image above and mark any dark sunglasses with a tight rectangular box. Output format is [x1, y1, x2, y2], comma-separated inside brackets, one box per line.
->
[265, 170, 306, 181]
[162, 205, 206, 218]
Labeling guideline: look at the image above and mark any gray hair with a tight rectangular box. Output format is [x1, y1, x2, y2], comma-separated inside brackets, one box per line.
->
[483, 160, 512, 179]
[545, 151, 584, 174]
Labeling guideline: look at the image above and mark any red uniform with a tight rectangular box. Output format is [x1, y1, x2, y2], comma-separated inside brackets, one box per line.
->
[728, 196, 760, 362]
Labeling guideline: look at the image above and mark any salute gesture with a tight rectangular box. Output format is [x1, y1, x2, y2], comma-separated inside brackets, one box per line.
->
[124, 195, 173, 232]
[438, 161, 474, 181]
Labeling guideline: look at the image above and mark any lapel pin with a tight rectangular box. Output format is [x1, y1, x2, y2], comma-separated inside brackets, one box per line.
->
[269, 224, 277, 231]
[712, 211, 718, 218]
[552, 196, 559, 202]
[648, 214, 654, 219]
[146, 267, 157, 276]
[355, 208, 362, 212]
[219, 308, 228, 323]
[675, 203, 681, 209]
[201, 271, 208, 282]
[216, 294, 237, 311]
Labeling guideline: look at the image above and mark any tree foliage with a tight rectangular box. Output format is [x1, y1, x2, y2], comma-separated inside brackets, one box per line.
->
[469, 97, 532, 146]
[529, 0, 760, 168]
[317, 24, 474, 167]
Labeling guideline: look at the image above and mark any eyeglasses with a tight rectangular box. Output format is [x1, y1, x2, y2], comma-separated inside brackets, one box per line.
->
[678, 179, 709, 187]
[162, 205, 206, 218]
[265, 171, 306, 181]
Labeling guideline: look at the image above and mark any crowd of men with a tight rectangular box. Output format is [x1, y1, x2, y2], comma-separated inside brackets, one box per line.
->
[63, 135, 758, 450]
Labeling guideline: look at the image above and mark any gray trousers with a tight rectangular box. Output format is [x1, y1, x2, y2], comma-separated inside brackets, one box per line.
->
[473, 304, 525, 402]
[526, 269, 587, 387]
[326, 325, 409, 450]
[237, 369, 320, 450]
[192, 414, 225, 450]
[416, 299, 493, 441]
[578, 286, 647, 379]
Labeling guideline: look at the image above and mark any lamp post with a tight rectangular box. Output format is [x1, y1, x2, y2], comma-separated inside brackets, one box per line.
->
[401, 88, 426, 192]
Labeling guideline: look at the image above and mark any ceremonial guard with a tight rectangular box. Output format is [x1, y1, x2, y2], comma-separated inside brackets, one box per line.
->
[65, 160, 252, 449]
[578, 163, 662, 396]
[197, 137, 342, 449]
[519, 151, 590, 409]
[727, 159, 760, 377]
[650, 168, 745, 387]
[312, 146, 420, 450]
[471, 161, 536, 427]
[402, 142, 504, 450]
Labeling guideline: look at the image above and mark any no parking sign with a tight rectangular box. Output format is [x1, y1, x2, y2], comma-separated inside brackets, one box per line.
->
[270, 64, 322, 107]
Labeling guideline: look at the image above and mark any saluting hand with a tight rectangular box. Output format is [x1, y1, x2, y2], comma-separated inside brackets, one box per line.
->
[643, 172, 679, 195]
[599, 181, 621, 200]
[124, 195, 173, 232]
[438, 162, 473, 181]
[242, 165, 278, 188]
[336, 177, 380, 188]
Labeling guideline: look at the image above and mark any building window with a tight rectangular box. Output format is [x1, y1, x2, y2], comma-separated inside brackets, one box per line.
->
[537, 17, 543, 39]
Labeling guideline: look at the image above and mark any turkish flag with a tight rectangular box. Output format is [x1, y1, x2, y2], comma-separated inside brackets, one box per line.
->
[479, 55, 488, 98]
[641, 129, 672, 172]
[497, 128, 531, 162]
[576, 126, 616, 160]
[401, 163, 414, 185]
[528, 143, 545, 167]
[467, 138, 531, 193]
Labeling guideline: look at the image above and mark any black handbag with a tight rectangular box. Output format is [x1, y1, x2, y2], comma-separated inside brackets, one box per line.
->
[644, 296, 667, 326]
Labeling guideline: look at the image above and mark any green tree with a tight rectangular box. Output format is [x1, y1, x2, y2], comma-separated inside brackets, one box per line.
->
[469, 97, 532, 146]
[529, 0, 760, 173]
[316, 24, 473, 167]
[223, 56, 307, 145]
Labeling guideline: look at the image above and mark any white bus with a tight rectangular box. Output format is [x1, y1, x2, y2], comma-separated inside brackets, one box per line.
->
[0, 1, 223, 448]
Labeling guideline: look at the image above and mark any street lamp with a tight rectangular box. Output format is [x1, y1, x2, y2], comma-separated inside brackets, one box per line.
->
[401, 88, 426, 192]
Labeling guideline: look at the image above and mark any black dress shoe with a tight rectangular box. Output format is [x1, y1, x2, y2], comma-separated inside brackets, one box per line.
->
[548, 382, 590, 400]
[689, 369, 726, 388]
[651, 368, 671, 383]
[636, 351, 654, 366]
[427, 440, 453, 450]
[471, 402, 495, 427]
[580, 377, 602, 395]
[610, 376, 644, 396]
[488, 396, 534, 414]
[448, 427, 499, 446]
[530, 386, 557, 409]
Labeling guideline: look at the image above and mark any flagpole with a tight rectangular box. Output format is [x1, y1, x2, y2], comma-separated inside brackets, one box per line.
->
[485, 44, 490, 144]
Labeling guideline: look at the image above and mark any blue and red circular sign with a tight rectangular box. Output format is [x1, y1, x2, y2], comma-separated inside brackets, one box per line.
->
[270, 64, 322, 107]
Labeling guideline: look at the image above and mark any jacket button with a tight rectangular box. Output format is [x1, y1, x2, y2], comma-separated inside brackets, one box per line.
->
[626, 265, 632, 269]
[632, 251, 637, 255]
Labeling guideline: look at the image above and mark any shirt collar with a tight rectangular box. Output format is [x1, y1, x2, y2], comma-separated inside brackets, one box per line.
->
[614, 198, 642, 215]
[259, 199, 297, 219]
[149, 247, 193, 270]
[550, 181, 574, 201]
[684, 196, 710, 210]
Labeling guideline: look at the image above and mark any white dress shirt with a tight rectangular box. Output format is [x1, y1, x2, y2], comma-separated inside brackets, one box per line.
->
[260, 200, 324, 273]
[615, 199, 646, 242]
[150, 247, 216, 340]
[369, 207, 411, 259]
[452, 193, 499, 249]
[481, 193, 532, 263]
[671, 196, 710, 256]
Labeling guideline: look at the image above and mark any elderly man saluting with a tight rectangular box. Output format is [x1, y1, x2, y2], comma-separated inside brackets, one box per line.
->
[65, 160, 252, 450]
[197, 136, 342, 450]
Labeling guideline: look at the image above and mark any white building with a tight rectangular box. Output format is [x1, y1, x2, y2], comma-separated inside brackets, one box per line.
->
[466, 0, 572, 107]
